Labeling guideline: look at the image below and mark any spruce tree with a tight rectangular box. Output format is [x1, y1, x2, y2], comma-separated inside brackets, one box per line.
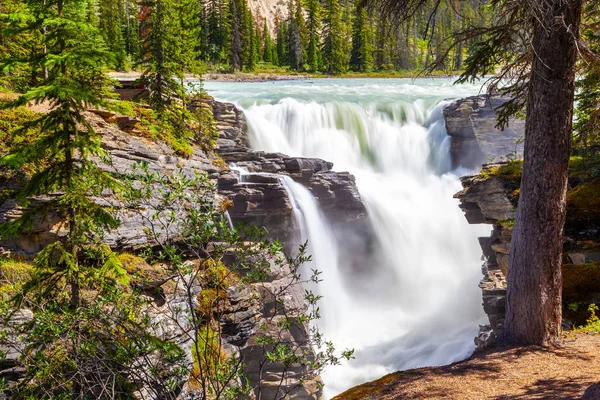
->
[288, 0, 307, 70]
[242, 5, 255, 70]
[98, 0, 127, 68]
[229, 0, 243, 70]
[276, 17, 289, 66]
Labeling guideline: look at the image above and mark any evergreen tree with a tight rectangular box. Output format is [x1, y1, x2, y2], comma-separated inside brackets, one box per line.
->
[0, 0, 43, 91]
[574, 2, 600, 160]
[288, 0, 307, 70]
[276, 16, 289, 66]
[139, 0, 180, 112]
[322, 0, 346, 74]
[0, 0, 132, 395]
[121, 0, 141, 62]
[242, 5, 255, 70]
[350, 5, 373, 72]
[305, 0, 322, 71]
[229, 0, 243, 70]
[98, 0, 127, 68]
[262, 20, 273, 63]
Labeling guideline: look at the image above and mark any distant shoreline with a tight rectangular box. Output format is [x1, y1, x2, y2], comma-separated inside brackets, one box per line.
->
[108, 71, 460, 83]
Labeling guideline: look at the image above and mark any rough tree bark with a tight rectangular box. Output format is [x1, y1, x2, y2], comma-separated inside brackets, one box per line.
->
[503, 0, 582, 345]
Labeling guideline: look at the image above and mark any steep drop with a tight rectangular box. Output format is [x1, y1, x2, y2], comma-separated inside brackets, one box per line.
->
[206, 78, 491, 398]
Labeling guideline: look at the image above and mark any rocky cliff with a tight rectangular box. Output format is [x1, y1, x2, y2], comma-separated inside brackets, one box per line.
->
[0, 96, 367, 399]
[455, 162, 600, 347]
[444, 96, 525, 170]
[211, 98, 368, 247]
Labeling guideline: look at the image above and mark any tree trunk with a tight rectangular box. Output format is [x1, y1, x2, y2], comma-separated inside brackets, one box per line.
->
[502, 0, 581, 345]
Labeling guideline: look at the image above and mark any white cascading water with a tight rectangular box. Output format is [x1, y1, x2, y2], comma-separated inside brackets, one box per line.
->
[205, 78, 492, 398]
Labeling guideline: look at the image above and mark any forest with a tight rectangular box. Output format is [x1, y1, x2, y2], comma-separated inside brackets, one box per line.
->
[1, 0, 600, 399]
[0, 0, 493, 77]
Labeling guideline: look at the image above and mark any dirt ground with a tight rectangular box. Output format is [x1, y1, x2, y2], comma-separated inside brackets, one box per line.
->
[334, 333, 600, 400]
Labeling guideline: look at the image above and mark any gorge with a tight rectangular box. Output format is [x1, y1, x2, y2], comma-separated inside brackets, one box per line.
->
[0, 77, 531, 400]
[206, 78, 511, 398]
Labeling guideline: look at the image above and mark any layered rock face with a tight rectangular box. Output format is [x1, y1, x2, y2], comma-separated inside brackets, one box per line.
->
[455, 163, 600, 348]
[444, 96, 525, 170]
[1, 97, 366, 399]
[210, 98, 367, 246]
[454, 165, 515, 347]
[0, 111, 223, 256]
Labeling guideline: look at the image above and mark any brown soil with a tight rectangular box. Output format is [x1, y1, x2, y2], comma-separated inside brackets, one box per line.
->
[334, 333, 600, 400]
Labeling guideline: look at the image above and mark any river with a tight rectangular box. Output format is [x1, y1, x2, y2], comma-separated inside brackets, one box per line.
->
[204, 77, 492, 398]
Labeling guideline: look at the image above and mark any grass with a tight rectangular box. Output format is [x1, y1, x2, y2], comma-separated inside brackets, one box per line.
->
[573, 304, 600, 334]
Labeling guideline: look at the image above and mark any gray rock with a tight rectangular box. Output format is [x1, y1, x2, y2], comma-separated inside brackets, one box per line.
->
[444, 95, 525, 170]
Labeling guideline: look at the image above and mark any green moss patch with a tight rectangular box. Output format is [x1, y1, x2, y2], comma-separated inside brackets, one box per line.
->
[480, 160, 523, 182]
[196, 287, 228, 319]
[0, 258, 34, 299]
[563, 262, 600, 302]
[200, 259, 238, 288]
[0, 101, 46, 179]
[118, 253, 169, 287]
[189, 326, 228, 387]
[567, 178, 600, 221]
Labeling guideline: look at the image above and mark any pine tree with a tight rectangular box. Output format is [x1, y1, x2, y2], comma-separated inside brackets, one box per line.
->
[125, 0, 142, 62]
[276, 16, 289, 66]
[288, 0, 307, 70]
[229, 0, 243, 70]
[139, 0, 181, 112]
[0, 0, 43, 91]
[242, 4, 256, 70]
[98, 0, 127, 68]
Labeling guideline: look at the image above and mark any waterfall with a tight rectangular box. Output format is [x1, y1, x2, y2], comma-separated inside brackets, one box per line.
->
[206, 78, 491, 399]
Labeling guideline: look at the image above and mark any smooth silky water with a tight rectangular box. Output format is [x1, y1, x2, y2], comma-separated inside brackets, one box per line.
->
[205, 78, 492, 398]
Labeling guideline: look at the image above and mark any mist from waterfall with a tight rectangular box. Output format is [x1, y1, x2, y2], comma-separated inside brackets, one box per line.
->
[205, 78, 492, 398]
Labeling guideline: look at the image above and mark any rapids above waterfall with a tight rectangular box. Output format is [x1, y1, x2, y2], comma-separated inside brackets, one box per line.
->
[205, 78, 492, 398]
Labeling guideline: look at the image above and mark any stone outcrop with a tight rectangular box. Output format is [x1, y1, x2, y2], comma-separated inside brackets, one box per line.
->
[209, 98, 367, 245]
[454, 164, 514, 347]
[455, 163, 600, 348]
[1, 96, 364, 399]
[444, 96, 525, 170]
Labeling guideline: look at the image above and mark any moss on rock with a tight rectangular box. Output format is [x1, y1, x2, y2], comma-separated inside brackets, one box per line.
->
[563, 262, 600, 302]
[118, 253, 169, 287]
[196, 287, 229, 319]
[480, 160, 522, 182]
[0, 258, 34, 299]
[567, 178, 600, 221]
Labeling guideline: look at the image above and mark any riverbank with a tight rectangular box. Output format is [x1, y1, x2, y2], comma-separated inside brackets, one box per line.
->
[108, 70, 461, 82]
